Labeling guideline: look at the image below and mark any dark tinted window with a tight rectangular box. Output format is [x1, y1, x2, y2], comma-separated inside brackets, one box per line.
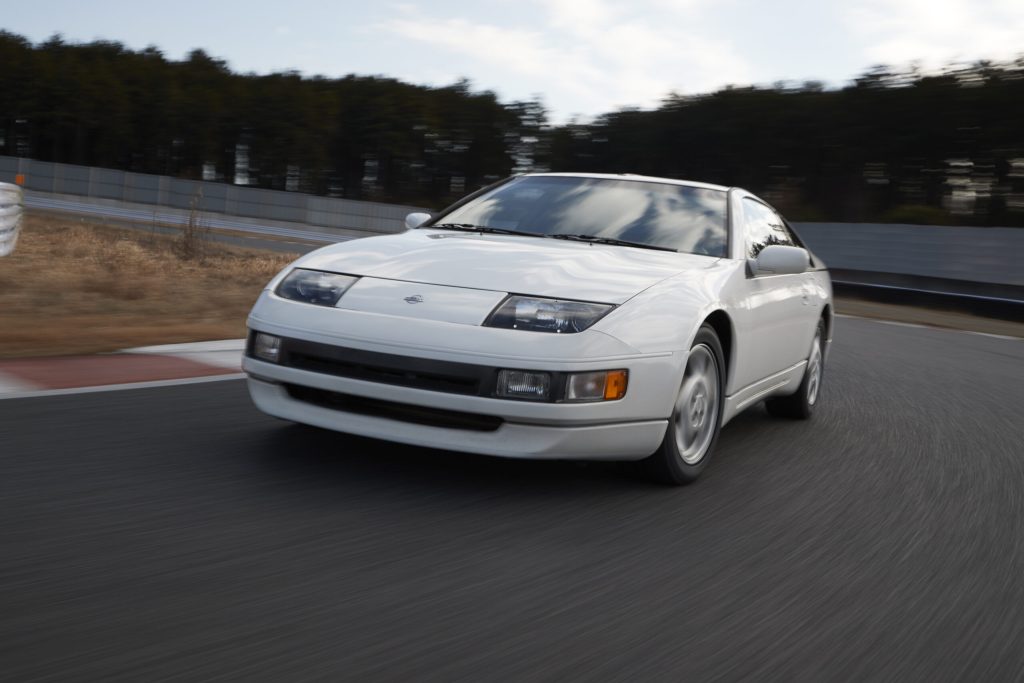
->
[742, 198, 794, 258]
[436, 176, 728, 256]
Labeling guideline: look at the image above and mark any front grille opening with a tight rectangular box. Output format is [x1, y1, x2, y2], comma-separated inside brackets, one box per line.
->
[286, 351, 483, 396]
[284, 384, 503, 432]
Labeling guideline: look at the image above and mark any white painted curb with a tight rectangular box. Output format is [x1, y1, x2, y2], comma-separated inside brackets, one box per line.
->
[121, 339, 245, 354]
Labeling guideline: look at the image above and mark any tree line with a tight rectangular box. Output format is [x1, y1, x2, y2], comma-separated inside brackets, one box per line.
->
[2, 31, 1023, 225]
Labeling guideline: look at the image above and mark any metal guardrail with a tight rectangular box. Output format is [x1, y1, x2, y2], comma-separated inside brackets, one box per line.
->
[831, 278, 1023, 321]
[0, 182, 24, 257]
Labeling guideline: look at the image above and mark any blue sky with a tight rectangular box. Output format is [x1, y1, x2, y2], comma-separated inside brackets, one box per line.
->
[4, 0, 1022, 122]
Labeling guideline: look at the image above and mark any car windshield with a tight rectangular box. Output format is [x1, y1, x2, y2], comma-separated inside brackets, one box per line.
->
[432, 176, 728, 256]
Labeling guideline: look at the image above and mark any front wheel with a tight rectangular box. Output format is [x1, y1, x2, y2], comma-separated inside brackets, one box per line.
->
[765, 321, 824, 420]
[641, 325, 725, 485]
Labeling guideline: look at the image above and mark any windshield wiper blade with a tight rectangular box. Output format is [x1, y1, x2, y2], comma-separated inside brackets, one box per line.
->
[550, 233, 677, 252]
[431, 223, 547, 238]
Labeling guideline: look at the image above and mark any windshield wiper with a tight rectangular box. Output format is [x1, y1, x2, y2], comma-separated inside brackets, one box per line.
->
[431, 223, 547, 238]
[550, 233, 677, 252]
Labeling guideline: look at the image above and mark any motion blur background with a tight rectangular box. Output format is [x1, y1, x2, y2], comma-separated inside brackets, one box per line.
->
[2, 1, 1022, 350]
[1, 1, 1024, 224]
[2, 3, 1024, 681]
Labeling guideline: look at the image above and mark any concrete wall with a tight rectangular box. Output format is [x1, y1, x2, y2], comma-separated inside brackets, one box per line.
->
[0, 156, 423, 235]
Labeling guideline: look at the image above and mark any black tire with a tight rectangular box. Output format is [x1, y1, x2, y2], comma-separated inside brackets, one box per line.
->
[640, 324, 725, 485]
[765, 320, 825, 420]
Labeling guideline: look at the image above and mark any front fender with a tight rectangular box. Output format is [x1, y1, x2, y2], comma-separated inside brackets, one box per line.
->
[593, 260, 740, 354]
[593, 260, 745, 401]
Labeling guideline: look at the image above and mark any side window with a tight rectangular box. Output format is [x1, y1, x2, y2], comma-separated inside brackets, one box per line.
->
[742, 199, 795, 258]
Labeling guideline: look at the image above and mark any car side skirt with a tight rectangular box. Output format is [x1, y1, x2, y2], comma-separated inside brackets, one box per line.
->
[722, 360, 808, 425]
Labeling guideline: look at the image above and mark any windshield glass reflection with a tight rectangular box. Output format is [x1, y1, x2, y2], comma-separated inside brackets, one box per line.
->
[438, 176, 728, 256]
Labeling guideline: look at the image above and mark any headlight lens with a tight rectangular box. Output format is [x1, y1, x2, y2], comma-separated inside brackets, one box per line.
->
[276, 268, 358, 306]
[485, 296, 613, 333]
[252, 332, 282, 363]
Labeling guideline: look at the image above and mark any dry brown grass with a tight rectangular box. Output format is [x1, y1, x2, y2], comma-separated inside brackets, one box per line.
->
[0, 213, 298, 357]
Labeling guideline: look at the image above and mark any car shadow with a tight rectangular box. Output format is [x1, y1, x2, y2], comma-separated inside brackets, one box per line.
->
[244, 405, 788, 501]
[249, 421, 664, 499]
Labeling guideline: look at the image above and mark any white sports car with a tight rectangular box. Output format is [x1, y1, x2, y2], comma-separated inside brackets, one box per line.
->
[244, 173, 832, 484]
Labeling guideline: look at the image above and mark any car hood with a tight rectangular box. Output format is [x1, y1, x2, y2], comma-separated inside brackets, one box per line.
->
[296, 229, 722, 304]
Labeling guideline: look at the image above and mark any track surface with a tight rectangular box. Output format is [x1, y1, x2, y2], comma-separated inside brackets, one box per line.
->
[2, 317, 1023, 681]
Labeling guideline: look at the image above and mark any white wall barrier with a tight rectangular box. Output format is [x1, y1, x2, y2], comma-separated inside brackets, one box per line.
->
[0, 155, 422, 236]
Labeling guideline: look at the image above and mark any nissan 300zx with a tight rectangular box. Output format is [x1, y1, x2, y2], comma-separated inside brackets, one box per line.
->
[243, 173, 832, 484]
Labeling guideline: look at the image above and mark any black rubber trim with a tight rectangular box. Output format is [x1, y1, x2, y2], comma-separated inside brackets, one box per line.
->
[247, 333, 572, 402]
[283, 384, 504, 432]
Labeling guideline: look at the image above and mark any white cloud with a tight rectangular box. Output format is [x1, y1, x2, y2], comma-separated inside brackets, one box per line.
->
[544, 0, 621, 35]
[378, 0, 751, 121]
[847, 0, 1024, 68]
[382, 16, 606, 101]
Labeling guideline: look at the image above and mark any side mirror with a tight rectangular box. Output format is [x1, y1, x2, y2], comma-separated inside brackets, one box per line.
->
[404, 212, 431, 230]
[750, 245, 809, 276]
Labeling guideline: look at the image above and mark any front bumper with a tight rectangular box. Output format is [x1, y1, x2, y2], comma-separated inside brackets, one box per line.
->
[244, 292, 683, 460]
[247, 377, 667, 460]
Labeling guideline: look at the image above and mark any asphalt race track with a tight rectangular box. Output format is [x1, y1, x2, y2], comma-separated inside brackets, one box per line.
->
[2, 317, 1023, 681]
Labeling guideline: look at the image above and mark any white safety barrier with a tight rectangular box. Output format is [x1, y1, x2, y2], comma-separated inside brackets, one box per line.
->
[0, 181, 23, 257]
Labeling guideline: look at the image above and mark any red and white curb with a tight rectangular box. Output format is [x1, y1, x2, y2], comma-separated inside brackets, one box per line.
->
[0, 339, 246, 399]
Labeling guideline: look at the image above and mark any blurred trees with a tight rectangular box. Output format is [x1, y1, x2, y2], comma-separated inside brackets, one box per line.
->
[0, 33, 525, 205]
[1, 31, 1023, 224]
[547, 66, 1024, 225]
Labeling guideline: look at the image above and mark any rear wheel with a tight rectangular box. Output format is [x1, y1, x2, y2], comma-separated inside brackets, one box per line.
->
[641, 325, 724, 485]
[765, 320, 824, 420]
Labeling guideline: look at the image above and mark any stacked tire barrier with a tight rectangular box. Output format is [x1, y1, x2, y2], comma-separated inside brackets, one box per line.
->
[0, 181, 23, 257]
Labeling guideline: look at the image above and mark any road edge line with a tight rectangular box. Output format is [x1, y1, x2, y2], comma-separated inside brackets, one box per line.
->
[835, 314, 1022, 340]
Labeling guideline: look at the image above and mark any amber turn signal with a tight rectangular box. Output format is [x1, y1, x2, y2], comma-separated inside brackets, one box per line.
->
[604, 370, 628, 400]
